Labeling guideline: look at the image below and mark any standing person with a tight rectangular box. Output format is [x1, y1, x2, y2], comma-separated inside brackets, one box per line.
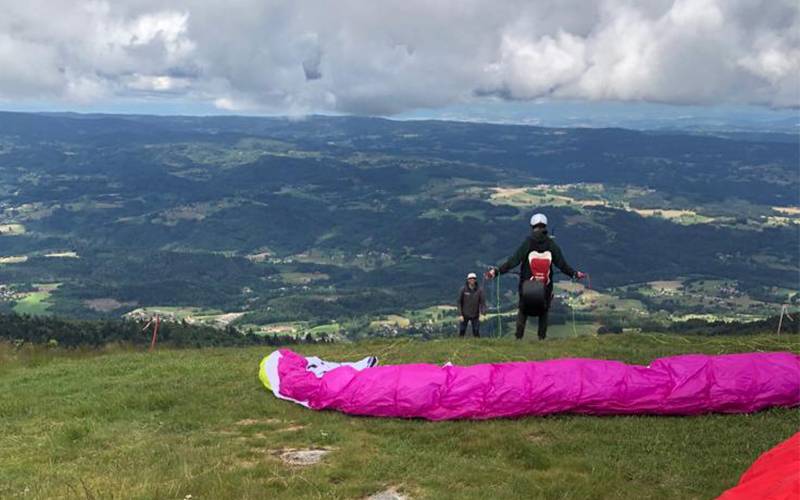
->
[457, 272, 486, 337]
[486, 213, 585, 340]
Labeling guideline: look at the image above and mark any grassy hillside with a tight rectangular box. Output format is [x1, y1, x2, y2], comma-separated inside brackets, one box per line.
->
[1, 333, 798, 499]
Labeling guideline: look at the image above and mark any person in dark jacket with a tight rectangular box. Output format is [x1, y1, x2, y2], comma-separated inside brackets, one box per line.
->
[458, 272, 486, 337]
[486, 213, 585, 340]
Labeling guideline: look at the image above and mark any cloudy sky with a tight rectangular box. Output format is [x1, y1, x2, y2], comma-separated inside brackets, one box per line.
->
[0, 0, 797, 121]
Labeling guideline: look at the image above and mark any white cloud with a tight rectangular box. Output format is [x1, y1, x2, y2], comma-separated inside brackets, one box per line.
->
[490, 31, 588, 99]
[126, 74, 191, 92]
[0, 0, 796, 113]
[212, 97, 238, 111]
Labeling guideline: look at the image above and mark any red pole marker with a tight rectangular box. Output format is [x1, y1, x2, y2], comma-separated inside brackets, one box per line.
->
[149, 315, 160, 351]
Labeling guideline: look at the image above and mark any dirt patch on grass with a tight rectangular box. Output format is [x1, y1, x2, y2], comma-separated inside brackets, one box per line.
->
[273, 448, 333, 466]
[236, 418, 281, 426]
[232, 419, 306, 434]
[367, 486, 409, 500]
[279, 424, 306, 432]
[526, 432, 553, 444]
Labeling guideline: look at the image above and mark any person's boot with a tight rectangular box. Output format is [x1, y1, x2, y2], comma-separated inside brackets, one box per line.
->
[515, 308, 527, 340]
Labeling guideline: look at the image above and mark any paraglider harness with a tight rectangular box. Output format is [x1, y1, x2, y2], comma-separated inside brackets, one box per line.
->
[520, 250, 552, 316]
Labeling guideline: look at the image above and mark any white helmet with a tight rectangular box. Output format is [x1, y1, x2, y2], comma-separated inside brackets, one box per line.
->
[466, 272, 477, 280]
[530, 213, 548, 227]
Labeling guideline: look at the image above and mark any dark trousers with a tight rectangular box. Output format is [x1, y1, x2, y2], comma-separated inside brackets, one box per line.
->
[516, 290, 552, 339]
[459, 317, 480, 337]
[515, 307, 548, 339]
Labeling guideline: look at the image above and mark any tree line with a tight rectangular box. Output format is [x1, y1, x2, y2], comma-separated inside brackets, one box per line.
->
[0, 313, 331, 348]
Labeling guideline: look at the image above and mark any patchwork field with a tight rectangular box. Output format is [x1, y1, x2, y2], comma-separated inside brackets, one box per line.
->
[12, 284, 59, 316]
[238, 321, 342, 339]
[0, 223, 25, 235]
[0, 256, 28, 265]
[84, 298, 138, 313]
[486, 183, 799, 227]
[44, 251, 79, 259]
[279, 272, 331, 285]
[123, 307, 245, 328]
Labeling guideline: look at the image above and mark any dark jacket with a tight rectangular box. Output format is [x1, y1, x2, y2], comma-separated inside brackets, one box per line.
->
[458, 282, 486, 319]
[497, 228, 577, 292]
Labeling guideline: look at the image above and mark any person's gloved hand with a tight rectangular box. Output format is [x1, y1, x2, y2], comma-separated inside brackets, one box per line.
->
[575, 271, 587, 280]
[485, 267, 497, 279]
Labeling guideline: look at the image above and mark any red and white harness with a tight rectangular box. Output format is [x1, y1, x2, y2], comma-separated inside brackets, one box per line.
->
[527, 250, 552, 285]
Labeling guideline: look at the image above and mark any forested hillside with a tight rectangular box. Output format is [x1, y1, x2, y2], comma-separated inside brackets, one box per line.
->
[1, 112, 797, 339]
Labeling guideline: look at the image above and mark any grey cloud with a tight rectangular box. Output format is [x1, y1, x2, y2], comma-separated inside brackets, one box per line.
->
[0, 0, 797, 113]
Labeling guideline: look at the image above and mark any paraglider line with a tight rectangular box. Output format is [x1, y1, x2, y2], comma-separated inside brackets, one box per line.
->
[496, 276, 502, 338]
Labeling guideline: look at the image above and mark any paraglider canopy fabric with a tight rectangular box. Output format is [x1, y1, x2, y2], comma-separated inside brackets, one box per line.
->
[717, 432, 800, 500]
[259, 349, 800, 421]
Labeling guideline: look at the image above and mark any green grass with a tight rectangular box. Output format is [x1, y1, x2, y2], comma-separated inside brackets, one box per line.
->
[545, 321, 601, 338]
[0, 334, 797, 499]
[420, 208, 487, 221]
[12, 291, 52, 315]
[308, 323, 341, 335]
[279, 271, 331, 285]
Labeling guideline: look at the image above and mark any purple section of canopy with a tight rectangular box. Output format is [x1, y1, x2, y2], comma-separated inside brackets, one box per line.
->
[275, 349, 800, 420]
